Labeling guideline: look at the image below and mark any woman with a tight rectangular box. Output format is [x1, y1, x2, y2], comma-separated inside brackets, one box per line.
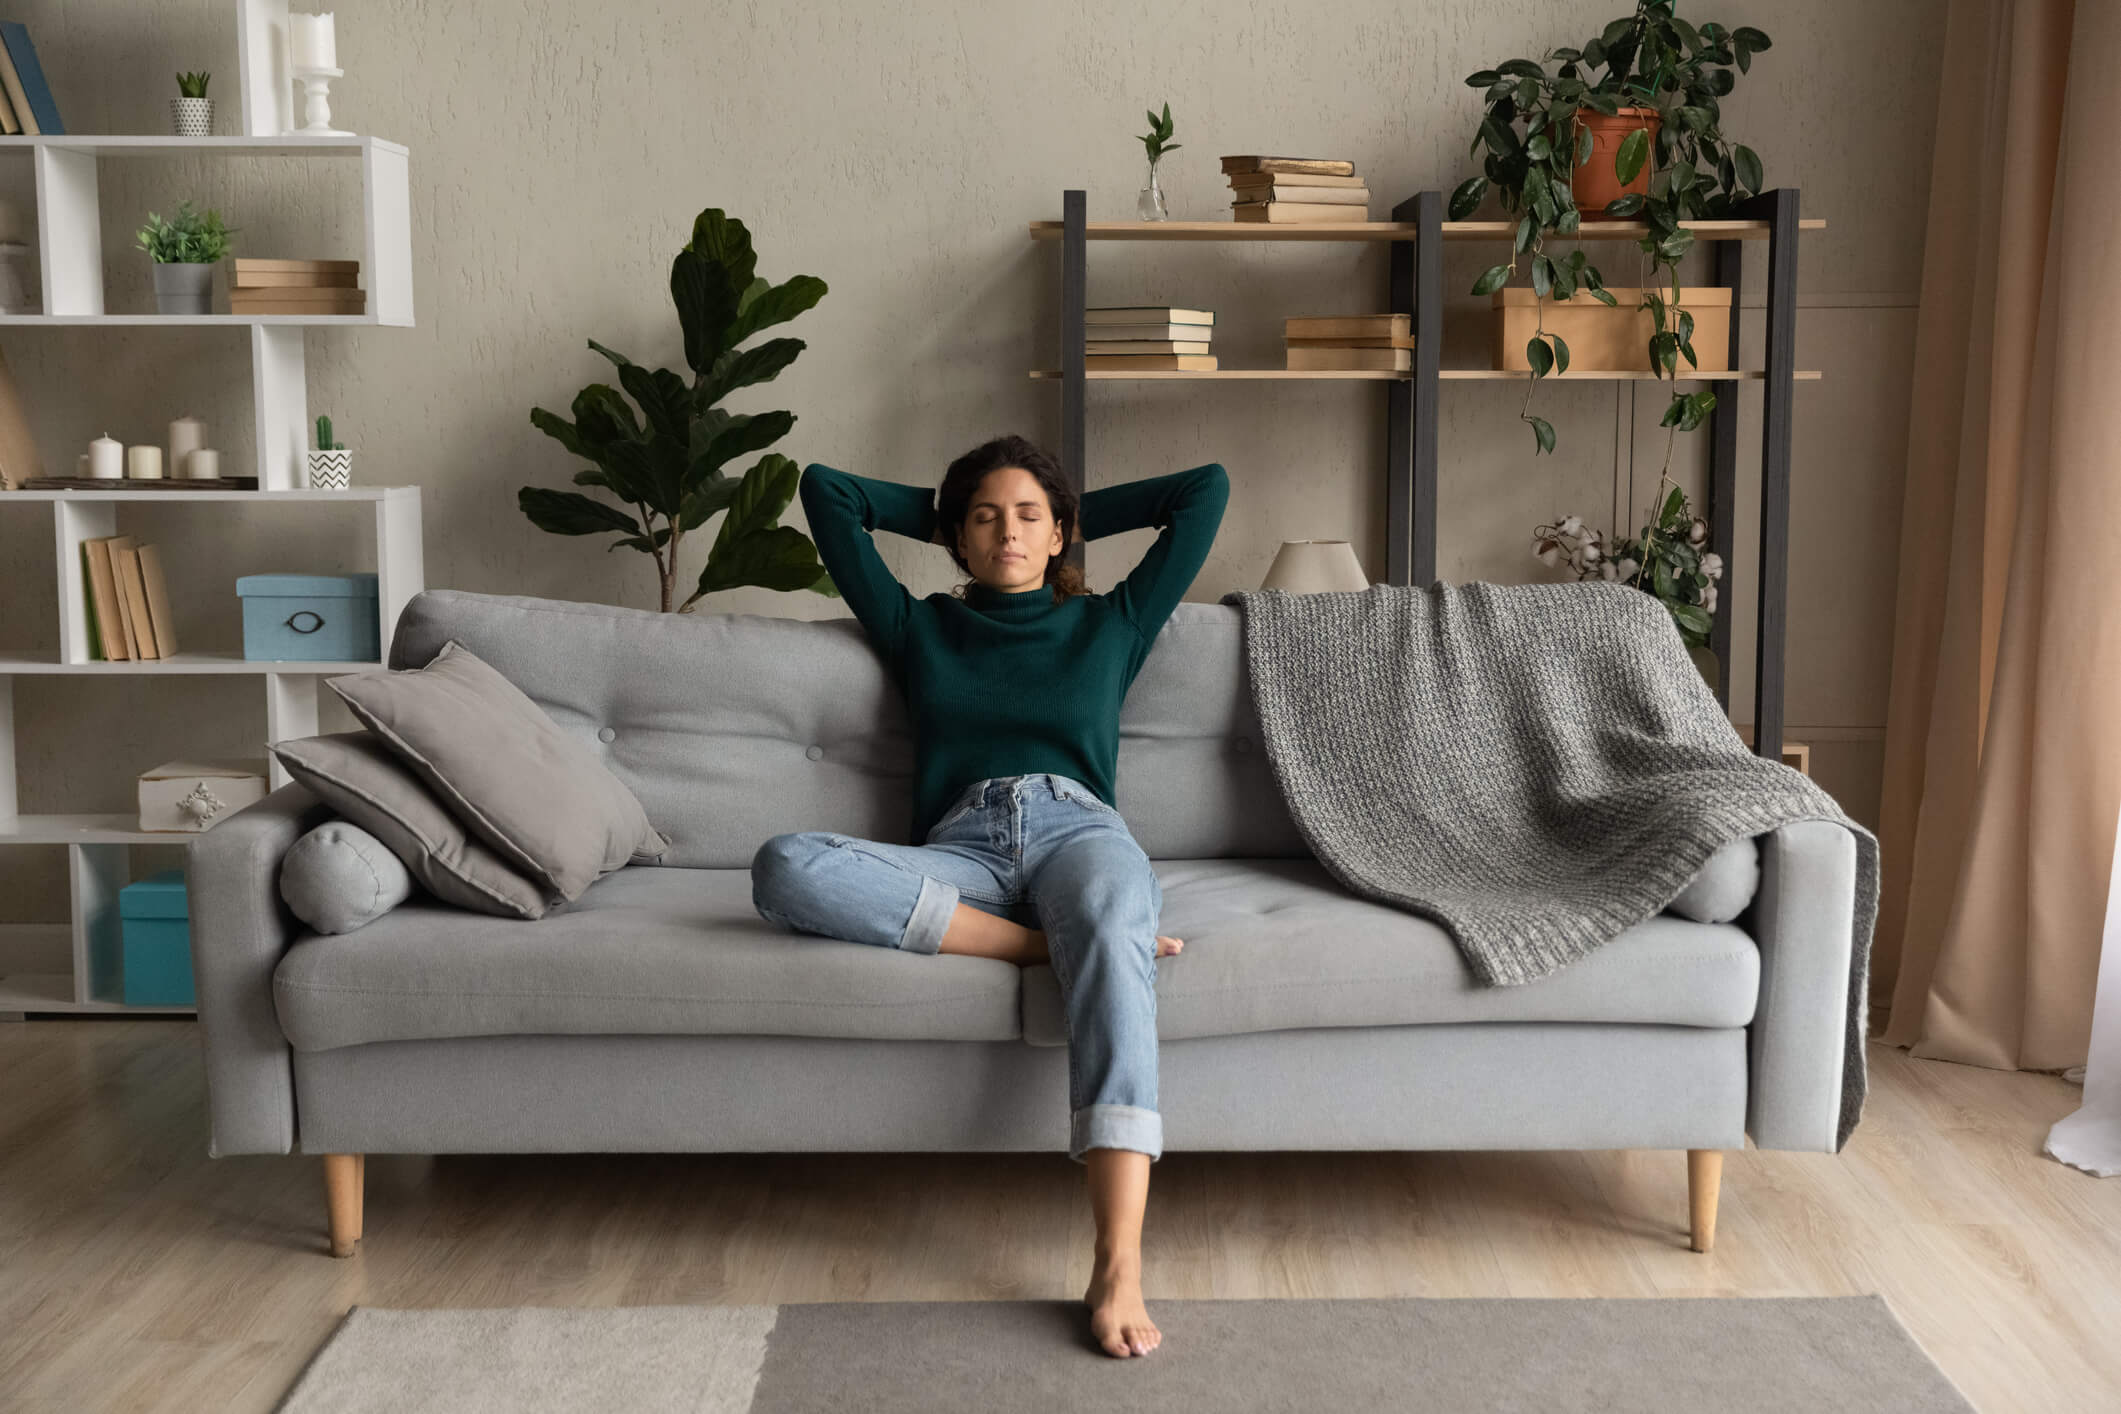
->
[751, 433, 1229, 1359]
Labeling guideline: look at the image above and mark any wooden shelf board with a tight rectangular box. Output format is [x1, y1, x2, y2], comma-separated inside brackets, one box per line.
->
[1031, 368, 1822, 382]
[1444, 368, 1823, 381]
[1030, 368, 1413, 380]
[0, 814, 184, 844]
[1027, 216, 1824, 243]
[0, 972, 194, 1015]
[1441, 217, 1825, 242]
[0, 652, 381, 675]
[0, 314, 403, 327]
[0, 133, 404, 157]
[0, 486, 415, 503]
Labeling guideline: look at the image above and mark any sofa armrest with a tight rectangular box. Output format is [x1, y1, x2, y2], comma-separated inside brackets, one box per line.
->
[1744, 819, 1859, 1152]
[187, 781, 332, 1156]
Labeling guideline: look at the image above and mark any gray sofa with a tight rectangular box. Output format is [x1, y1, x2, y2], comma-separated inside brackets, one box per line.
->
[188, 589, 1858, 1259]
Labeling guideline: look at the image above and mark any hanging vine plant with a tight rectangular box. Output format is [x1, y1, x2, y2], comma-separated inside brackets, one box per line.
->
[1450, 0, 1772, 474]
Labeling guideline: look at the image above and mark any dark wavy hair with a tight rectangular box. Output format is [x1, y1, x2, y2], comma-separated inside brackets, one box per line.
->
[936, 434, 1089, 605]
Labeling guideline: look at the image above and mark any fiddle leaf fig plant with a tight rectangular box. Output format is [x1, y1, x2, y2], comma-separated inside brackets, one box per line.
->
[521, 208, 839, 613]
[1452, 0, 1771, 473]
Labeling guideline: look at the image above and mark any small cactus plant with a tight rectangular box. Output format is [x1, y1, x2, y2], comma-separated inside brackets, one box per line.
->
[315, 414, 345, 450]
[176, 71, 211, 99]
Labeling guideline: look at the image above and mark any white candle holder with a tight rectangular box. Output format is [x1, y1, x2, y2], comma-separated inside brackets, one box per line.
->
[292, 65, 350, 135]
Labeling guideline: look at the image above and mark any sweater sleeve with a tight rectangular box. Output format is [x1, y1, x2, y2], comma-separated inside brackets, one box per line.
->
[799, 463, 938, 670]
[1077, 462, 1230, 642]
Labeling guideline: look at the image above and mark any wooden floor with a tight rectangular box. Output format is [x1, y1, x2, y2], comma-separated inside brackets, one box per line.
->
[1, 1021, 2115, 1412]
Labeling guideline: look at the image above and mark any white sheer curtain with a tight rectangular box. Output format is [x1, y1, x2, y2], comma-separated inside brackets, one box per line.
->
[2044, 800, 2121, 1175]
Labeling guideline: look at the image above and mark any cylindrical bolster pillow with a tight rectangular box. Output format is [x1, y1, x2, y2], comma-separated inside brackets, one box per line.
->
[279, 819, 416, 934]
[1665, 836, 1761, 924]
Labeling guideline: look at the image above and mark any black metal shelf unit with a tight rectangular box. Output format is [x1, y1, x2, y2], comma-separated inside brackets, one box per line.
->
[1046, 186, 1805, 760]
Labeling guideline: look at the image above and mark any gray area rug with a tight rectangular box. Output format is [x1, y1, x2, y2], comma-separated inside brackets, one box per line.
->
[275, 1296, 1978, 1412]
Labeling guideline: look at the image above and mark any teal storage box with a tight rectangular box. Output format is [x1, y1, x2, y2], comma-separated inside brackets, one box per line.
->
[237, 573, 380, 662]
[119, 868, 195, 1006]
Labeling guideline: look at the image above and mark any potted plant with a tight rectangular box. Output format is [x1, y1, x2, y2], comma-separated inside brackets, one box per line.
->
[172, 71, 213, 137]
[519, 206, 837, 613]
[1532, 472, 1725, 684]
[136, 201, 234, 315]
[308, 414, 351, 490]
[1451, 0, 1772, 461]
[1137, 101, 1179, 221]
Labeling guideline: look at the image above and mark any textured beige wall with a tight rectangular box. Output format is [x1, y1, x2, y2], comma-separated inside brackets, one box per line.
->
[0, 0, 1940, 920]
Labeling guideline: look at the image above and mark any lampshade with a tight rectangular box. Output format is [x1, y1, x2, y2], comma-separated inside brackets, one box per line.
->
[1259, 539, 1369, 592]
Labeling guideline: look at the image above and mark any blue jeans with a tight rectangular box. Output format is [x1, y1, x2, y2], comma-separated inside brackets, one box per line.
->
[749, 772, 1165, 1165]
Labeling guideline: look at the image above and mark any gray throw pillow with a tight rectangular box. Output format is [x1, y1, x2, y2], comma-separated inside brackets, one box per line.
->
[328, 639, 669, 902]
[280, 819, 415, 934]
[1666, 836, 1760, 924]
[269, 731, 552, 920]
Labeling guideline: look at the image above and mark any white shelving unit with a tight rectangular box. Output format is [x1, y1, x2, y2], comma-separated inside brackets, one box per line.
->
[0, 3, 422, 1017]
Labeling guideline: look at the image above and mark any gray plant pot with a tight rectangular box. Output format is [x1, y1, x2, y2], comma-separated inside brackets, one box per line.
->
[151, 261, 214, 315]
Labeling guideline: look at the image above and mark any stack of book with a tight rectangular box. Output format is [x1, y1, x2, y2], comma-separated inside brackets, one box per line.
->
[229, 258, 366, 317]
[0, 21, 64, 136]
[1285, 313, 1413, 373]
[81, 535, 179, 661]
[1223, 156, 1369, 224]
[1085, 305, 1217, 372]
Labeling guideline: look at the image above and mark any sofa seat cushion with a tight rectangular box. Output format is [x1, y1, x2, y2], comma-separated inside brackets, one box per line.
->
[272, 865, 1022, 1052]
[1019, 857, 1760, 1047]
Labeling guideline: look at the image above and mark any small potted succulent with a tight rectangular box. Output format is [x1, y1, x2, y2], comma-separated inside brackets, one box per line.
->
[172, 71, 213, 137]
[1137, 101, 1179, 220]
[308, 414, 351, 490]
[136, 200, 234, 314]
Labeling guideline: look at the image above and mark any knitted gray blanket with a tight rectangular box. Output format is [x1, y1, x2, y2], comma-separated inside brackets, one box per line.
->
[1219, 579, 1875, 1153]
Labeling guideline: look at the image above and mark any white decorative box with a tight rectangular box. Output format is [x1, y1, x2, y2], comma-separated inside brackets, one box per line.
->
[138, 759, 269, 833]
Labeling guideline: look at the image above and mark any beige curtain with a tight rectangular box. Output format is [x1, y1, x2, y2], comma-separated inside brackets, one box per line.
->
[1875, 0, 2121, 1071]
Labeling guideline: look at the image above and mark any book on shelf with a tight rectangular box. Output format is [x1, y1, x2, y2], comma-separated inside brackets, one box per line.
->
[1226, 172, 1368, 191]
[1232, 185, 1370, 207]
[1087, 322, 1212, 342]
[228, 291, 368, 315]
[1082, 340, 1212, 355]
[1287, 335, 1414, 348]
[232, 258, 361, 277]
[0, 22, 62, 136]
[138, 545, 179, 658]
[1232, 202, 1371, 224]
[1086, 306, 1214, 326]
[1286, 346, 1412, 372]
[1220, 155, 1356, 176]
[1080, 354, 1218, 371]
[0, 73, 17, 135]
[1286, 314, 1410, 340]
[111, 543, 163, 660]
[81, 539, 124, 661]
[0, 345, 44, 489]
[230, 268, 360, 289]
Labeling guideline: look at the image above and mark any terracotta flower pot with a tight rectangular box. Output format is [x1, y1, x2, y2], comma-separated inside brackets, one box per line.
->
[1571, 105, 1662, 219]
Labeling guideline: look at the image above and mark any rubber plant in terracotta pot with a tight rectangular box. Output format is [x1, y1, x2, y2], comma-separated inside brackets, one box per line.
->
[1450, 0, 1772, 461]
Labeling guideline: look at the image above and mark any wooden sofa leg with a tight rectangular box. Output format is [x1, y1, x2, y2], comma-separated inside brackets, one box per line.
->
[1687, 1149, 1722, 1253]
[324, 1153, 364, 1258]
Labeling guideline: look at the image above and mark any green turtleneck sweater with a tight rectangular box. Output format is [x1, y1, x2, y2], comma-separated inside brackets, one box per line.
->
[799, 460, 1230, 844]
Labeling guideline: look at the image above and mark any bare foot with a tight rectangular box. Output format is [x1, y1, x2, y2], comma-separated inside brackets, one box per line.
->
[1014, 929, 1183, 967]
[1084, 1250, 1161, 1357]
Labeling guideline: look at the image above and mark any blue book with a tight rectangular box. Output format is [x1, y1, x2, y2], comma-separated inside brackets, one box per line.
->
[0, 23, 62, 135]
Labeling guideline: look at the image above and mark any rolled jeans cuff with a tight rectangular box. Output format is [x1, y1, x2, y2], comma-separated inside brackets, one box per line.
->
[1070, 1104, 1162, 1164]
[899, 874, 958, 955]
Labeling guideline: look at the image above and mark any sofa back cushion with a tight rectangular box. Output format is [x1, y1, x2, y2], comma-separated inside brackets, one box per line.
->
[389, 590, 1307, 866]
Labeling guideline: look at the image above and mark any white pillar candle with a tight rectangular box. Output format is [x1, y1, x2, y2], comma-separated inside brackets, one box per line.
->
[169, 414, 206, 475]
[290, 12, 337, 69]
[186, 448, 220, 479]
[126, 444, 164, 480]
[88, 433, 122, 478]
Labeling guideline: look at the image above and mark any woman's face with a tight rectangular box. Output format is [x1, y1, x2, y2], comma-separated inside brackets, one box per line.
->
[956, 465, 1065, 592]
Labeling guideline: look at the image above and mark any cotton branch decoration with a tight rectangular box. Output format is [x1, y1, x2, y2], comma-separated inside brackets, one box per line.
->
[1533, 472, 1723, 651]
